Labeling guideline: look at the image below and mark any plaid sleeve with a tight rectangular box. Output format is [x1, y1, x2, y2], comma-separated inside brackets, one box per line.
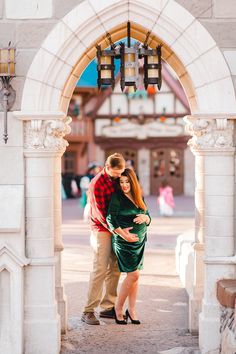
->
[93, 179, 107, 226]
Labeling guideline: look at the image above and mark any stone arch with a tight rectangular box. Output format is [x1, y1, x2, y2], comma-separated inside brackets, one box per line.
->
[16, 1, 236, 354]
[21, 0, 236, 114]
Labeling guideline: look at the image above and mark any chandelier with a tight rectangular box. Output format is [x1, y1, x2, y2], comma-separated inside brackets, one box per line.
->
[96, 22, 162, 92]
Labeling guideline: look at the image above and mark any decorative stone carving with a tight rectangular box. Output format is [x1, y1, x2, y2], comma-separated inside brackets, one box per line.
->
[184, 117, 234, 150]
[24, 116, 72, 151]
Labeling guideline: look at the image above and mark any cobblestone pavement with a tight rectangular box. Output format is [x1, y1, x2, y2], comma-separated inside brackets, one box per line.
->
[60, 196, 199, 354]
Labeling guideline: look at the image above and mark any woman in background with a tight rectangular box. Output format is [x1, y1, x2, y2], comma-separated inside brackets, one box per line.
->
[157, 179, 175, 216]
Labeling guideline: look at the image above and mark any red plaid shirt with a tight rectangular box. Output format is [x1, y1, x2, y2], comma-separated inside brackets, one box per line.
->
[89, 168, 116, 232]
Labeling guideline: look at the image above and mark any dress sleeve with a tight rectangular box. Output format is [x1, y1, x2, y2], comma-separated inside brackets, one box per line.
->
[145, 209, 151, 226]
[106, 193, 121, 231]
[143, 198, 151, 226]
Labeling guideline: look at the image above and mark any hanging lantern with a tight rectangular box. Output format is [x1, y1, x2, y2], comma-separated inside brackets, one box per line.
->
[0, 46, 15, 76]
[159, 115, 166, 123]
[120, 42, 139, 92]
[113, 108, 121, 123]
[143, 45, 162, 90]
[0, 44, 16, 144]
[147, 85, 156, 96]
[96, 45, 115, 90]
[96, 23, 162, 93]
[159, 107, 166, 122]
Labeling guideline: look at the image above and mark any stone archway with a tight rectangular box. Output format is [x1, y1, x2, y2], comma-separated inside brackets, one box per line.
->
[13, 1, 236, 353]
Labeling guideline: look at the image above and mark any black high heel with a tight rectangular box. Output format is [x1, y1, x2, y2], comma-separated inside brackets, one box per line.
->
[125, 309, 141, 325]
[114, 307, 127, 325]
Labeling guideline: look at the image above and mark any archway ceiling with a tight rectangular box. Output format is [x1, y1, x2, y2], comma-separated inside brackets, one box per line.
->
[21, 0, 236, 115]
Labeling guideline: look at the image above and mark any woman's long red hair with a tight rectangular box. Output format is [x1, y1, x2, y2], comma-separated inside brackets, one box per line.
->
[120, 168, 147, 211]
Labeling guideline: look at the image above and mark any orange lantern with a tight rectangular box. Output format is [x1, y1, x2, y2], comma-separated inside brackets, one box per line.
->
[147, 85, 156, 96]
[160, 115, 166, 123]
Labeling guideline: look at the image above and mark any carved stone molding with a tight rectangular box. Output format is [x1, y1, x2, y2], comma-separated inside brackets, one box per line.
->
[24, 116, 72, 152]
[0, 244, 29, 268]
[184, 116, 234, 151]
[0, 245, 29, 354]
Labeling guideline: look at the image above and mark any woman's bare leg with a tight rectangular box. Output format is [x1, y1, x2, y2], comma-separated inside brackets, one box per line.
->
[128, 279, 139, 319]
[115, 270, 139, 320]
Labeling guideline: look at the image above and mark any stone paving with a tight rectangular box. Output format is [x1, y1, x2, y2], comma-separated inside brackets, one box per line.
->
[60, 196, 199, 354]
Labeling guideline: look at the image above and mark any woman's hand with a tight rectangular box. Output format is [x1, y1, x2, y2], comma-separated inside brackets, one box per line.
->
[133, 214, 150, 224]
[114, 227, 139, 242]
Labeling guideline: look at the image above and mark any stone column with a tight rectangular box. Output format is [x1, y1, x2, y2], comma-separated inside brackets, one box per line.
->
[54, 153, 67, 334]
[17, 114, 70, 354]
[185, 116, 235, 353]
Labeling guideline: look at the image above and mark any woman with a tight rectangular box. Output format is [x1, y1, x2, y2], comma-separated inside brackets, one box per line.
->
[106, 168, 151, 325]
[157, 179, 175, 216]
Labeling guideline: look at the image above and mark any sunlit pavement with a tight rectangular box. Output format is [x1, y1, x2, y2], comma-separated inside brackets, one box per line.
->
[61, 196, 199, 354]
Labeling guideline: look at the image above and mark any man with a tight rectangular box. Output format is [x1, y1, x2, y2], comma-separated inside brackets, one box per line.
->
[81, 153, 138, 325]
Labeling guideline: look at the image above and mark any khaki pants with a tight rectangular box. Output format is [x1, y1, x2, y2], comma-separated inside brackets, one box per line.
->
[84, 230, 120, 313]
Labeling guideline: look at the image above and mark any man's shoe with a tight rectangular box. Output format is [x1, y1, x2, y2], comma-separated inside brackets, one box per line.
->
[99, 307, 115, 319]
[81, 312, 100, 325]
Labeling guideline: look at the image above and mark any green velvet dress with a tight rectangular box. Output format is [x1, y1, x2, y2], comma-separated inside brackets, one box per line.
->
[106, 190, 151, 273]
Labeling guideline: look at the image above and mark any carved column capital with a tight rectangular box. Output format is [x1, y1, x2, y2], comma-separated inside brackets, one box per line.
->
[24, 116, 72, 154]
[184, 116, 234, 153]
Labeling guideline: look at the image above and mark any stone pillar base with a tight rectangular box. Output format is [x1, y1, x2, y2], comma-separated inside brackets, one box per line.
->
[199, 303, 221, 354]
[189, 296, 202, 334]
[188, 243, 204, 334]
[56, 286, 68, 334]
[25, 315, 61, 354]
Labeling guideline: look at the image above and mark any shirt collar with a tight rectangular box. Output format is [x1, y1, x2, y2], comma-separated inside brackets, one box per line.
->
[103, 168, 114, 182]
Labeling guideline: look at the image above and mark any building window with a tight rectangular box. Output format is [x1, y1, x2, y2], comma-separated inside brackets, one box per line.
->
[63, 152, 76, 174]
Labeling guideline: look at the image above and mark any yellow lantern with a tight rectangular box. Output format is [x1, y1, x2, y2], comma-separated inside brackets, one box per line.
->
[120, 40, 139, 92]
[0, 47, 15, 76]
[143, 45, 162, 90]
[0, 45, 16, 143]
[96, 45, 115, 90]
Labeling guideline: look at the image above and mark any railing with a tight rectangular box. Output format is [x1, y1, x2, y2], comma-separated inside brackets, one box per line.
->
[69, 119, 88, 137]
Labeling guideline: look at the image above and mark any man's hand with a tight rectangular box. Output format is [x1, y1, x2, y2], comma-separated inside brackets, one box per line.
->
[122, 227, 139, 242]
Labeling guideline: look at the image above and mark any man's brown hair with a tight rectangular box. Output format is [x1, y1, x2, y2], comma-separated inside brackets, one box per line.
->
[105, 153, 125, 169]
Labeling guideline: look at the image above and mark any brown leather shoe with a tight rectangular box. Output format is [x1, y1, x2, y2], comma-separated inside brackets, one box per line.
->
[81, 312, 100, 325]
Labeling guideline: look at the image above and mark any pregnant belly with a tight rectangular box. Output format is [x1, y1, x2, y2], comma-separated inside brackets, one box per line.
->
[117, 216, 147, 235]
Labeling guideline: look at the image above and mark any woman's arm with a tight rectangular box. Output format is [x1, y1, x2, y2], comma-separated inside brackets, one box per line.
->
[107, 193, 139, 242]
[145, 210, 151, 226]
[106, 193, 121, 231]
[133, 197, 151, 226]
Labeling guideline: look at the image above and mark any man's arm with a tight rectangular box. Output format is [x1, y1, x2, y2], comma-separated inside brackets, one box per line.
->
[91, 181, 108, 229]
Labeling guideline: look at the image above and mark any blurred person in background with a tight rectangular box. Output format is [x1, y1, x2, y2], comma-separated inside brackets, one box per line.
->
[83, 164, 102, 221]
[157, 179, 175, 216]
